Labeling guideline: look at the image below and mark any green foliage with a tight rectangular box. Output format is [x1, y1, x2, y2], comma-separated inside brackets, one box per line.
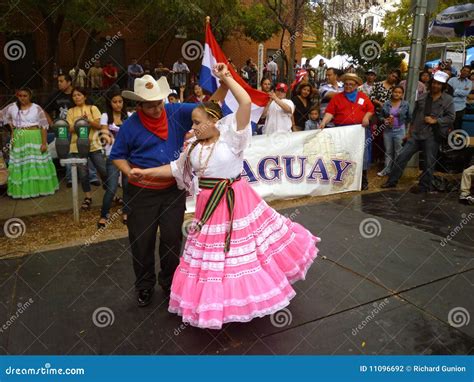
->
[241, 3, 280, 43]
[336, 26, 402, 72]
[382, 0, 471, 48]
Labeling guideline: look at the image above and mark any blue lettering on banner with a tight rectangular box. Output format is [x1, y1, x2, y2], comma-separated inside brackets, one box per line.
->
[258, 156, 282, 183]
[332, 159, 353, 183]
[283, 156, 307, 183]
[242, 160, 257, 183]
[306, 157, 330, 182]
[242, 156, 354, 184]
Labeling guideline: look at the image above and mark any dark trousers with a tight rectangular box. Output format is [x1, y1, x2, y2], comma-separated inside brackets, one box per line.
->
[454, 109, 465, 131]
[126, 183, 186, 291]
[387, 136, 439, 191]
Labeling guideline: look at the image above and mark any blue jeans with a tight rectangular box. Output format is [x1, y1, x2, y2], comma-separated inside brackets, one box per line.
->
[387, 136, 439, 191]
[101, 158, 130, 218]
[71, 151, 107, 193]
[363, 126, 371, 171]
[66, 158, 98, 183]
[382, 128, 405, 174]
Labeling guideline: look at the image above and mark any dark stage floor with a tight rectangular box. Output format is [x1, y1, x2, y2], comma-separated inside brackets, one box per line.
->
[1, 190, 473, 355]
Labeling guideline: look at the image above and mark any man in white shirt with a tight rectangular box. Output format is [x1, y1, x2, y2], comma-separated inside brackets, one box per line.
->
[266, 56, 279, 86]
[69, 66, 87, 88]
[263, 83, 295, 134]
[172, 57, 190, 88]
[319, 67, 343, 116]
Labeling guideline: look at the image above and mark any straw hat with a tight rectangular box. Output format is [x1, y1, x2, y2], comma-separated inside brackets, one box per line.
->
[341, 73, 363, 86]
[122, 75, 171, 102]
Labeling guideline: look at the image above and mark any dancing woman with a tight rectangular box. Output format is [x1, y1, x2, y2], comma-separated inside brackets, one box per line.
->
[131, 63, 320, 330]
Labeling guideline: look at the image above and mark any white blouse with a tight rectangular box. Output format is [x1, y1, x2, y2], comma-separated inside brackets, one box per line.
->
[100, 112, 132, 156]
[171, 113, 251, 195]
[1, 103, 49, 129]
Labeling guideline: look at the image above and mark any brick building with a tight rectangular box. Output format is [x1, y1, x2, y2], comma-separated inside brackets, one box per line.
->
[0, 7, 302, 99]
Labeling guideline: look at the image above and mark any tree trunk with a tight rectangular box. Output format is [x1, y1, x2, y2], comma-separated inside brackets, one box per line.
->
[44, 13, 64, 90]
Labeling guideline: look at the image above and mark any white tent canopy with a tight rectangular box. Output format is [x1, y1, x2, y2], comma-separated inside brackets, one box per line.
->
[326, 54, 354, 69]
[303, 54, 355, 69]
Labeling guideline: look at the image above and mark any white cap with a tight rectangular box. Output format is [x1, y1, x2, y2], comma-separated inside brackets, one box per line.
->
[433, 71, 449, 84]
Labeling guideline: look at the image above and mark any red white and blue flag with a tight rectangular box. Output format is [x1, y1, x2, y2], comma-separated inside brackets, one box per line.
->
[199, 22, 269, 129]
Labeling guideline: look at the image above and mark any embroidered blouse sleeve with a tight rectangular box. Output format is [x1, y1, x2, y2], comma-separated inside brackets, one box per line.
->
[170, 138, 197, 193]
[217, 113, 252, 155]
[35, 105, 49, 129]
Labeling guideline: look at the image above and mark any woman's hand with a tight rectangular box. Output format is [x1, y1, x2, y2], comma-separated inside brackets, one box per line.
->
[40, 143, 47, 153]
[319, 121, 326, 129]
[269, 91, 278, 101]
[213, 63, 230, 80]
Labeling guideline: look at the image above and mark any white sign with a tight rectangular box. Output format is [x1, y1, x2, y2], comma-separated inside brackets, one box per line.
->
[186, 125, 365, 211]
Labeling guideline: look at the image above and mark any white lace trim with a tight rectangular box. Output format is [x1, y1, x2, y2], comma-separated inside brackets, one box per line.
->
[196, 200, 268, 235]
[170, 279, 292, 312]
[178, 264, 263, 281]
[169, 295, 295, 329]
[8, 188, 59, 199]
[8, 175, 58, 185]
[9, 155, 53, 165]
[185, 215, 292, 256]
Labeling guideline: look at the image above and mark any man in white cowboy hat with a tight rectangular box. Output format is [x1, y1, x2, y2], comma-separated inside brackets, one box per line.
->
[319, 72, 375, 190]
[110, 74, 224, 307]
[382, 71, 455, 193]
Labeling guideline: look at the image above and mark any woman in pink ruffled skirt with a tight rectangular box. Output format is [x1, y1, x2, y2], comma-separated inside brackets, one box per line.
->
[130, 63, 320, 330]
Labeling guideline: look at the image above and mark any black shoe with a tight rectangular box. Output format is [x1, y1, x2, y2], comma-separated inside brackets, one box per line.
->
[67, 182, 72, 188]
[381, 182, 396, 189]
[459, 195, 474, 205]
[361, 183, 369, 191]
[162, 286, 171, 298]
[137, 288, 154, 307]
[90, 180, 101, 187]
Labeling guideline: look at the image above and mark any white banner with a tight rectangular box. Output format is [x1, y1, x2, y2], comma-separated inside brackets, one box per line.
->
[186, 125, 365, 211]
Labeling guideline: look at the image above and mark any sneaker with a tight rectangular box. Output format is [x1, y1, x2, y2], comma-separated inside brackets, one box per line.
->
[459, 195, 474, 205]
[377, 171, 387, 177]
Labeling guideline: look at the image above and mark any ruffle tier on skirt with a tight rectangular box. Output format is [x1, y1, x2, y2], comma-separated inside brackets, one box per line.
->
[169, 179, 320, 329]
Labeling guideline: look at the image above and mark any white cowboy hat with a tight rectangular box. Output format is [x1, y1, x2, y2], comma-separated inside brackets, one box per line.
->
[433, 71, 449, 84]
[122, 75, 171, 102]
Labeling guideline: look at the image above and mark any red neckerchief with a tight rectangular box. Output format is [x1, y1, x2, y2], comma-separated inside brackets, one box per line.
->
[137, 108, 168, 140]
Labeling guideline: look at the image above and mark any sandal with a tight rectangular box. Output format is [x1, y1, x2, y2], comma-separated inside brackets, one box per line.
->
[97, 218, 107, 229]
[81, 197, 92, 210]
[122, 214, 128, 225]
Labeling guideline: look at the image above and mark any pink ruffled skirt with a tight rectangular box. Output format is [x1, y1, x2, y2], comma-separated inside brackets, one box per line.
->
[168, 179, 320, 329]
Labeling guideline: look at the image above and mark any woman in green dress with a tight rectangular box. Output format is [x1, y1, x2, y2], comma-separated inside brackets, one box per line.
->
[2, 88, 59, 199]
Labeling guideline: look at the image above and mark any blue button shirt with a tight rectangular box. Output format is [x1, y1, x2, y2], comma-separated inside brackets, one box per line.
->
[447, 77, 472, 112]
[110, 103, 195, 168]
